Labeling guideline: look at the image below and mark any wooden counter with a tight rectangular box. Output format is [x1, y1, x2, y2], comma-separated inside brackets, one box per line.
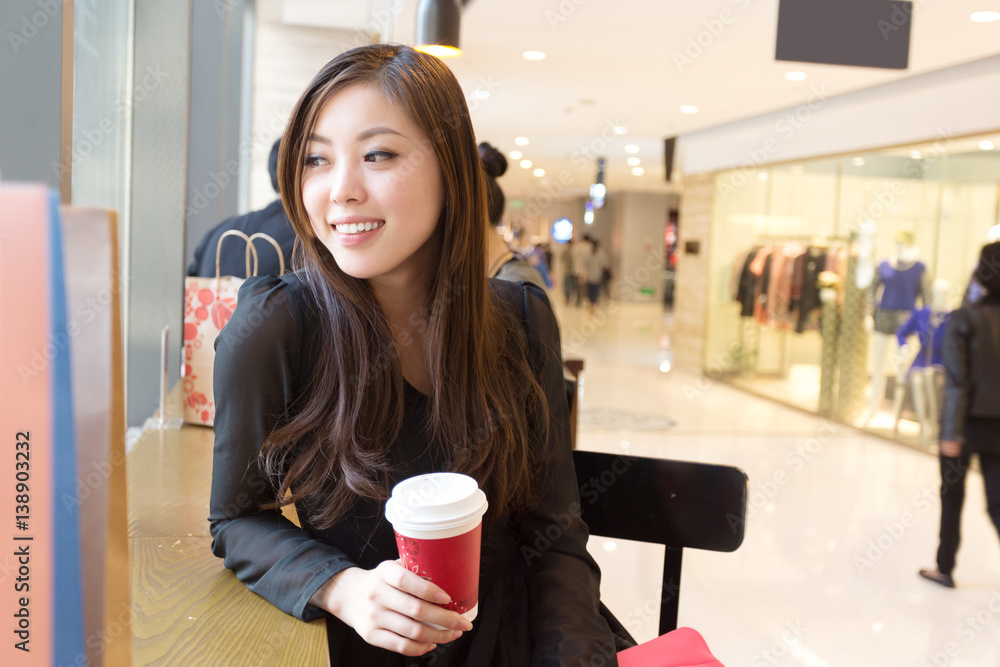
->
[128, 390, 328, 665]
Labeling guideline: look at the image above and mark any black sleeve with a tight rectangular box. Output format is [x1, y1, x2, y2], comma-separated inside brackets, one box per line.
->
[208, 274, 358, 621]
[940, 308, 970, 443]
[515, 283, 619, 666]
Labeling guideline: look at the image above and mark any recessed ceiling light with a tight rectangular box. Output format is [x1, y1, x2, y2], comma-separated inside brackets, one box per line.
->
[758, 172, 769, 181]
[680, 105, 699, 114]
[603, 541, 617, 551]
[785, 71, 807, 81]
[970, 11, 1000, 22]
[627, 157, 641, 167]
[533, 168, 546, 177]
[853, 157, 866, 166]
[514, 137, 530, 146]
[910, 150, 923, 159]
[519, 159, 533, 169]
[631, 167, 645, 176]
[612, 126, 627, 135]
[981, 141, 996, 150]
[508, 150, 522, 160]
[624, 144, 640, 154]
[523, 50, 546, 60]
[472, 89, 491, 100]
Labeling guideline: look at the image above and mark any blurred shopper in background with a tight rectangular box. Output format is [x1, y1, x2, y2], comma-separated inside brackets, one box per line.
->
[571, 234, 593, 307]
[920, 241, 1000, 589]
[480, 141, 546, 287]
[561, 238, 580, 305]
[187, 139, 296, 278]
[584, 237, 610, 315]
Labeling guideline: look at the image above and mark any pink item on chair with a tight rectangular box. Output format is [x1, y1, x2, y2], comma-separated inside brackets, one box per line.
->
[618, 627, 725, 667]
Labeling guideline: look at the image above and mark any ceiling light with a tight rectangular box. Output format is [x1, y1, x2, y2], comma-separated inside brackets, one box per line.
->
[758, 172, 769, 181]
[624, 144, 640, 154]
[602, 541, 617, 551]
[519, 159, 532, 169]
[472, 89, 490, 100]
[679, 105, 699, 114]
[584, 209, 594, 224]
[627, 157, 641, 167]
[415, 0, 463, 58]
[508, 150, 522, 160]
[613, 126, 628, 135]
[785, 71, 807, 81]
[522, 50, 546, 60]
[910, 150, 923, 159]
[980, 140, 995, 150]
[970, 11, 1000, 22]
[514, 137, 530, 146]
[853, 157, 865, 166]
[631, 167, 644, 176]
[533, 168, 546, 177]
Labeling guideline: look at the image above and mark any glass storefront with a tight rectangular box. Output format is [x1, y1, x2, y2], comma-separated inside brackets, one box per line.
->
[703, 132, 1000, 450]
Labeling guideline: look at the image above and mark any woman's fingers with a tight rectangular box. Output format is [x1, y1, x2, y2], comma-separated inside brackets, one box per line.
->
[376, 608, 464, 646]
[377, 583, 471, 637]
[364, 628, 438, 657]
[378, 560, 448, 603]
[375, 561, 473, 631]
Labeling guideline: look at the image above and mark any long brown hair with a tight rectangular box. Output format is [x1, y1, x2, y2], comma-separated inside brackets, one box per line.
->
[265, 44, 548, 529]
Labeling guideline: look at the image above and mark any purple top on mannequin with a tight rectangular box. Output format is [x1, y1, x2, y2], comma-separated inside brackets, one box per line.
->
[877, 260, 926, 311]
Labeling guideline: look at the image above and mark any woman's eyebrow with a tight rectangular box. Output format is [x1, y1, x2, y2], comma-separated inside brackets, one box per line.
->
[307, 127, 406, 145]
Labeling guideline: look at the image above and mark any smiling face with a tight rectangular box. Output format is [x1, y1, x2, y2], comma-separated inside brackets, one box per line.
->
[300, 84, 445, 290]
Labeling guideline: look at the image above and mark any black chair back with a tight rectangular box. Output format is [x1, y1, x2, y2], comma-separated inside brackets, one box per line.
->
[572, 450, 748, 635]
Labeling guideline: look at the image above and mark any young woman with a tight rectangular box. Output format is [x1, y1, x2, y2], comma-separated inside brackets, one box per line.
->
[209, 44, 629, 665]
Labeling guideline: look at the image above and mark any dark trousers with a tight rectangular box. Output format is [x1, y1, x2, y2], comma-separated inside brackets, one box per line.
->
[936, 419, 1000, 576]
[564, 274, 579, 306]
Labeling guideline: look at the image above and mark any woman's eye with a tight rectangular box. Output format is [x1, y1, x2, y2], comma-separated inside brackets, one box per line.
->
[364, 150, 396, 163]
[304, 154, 327, 168]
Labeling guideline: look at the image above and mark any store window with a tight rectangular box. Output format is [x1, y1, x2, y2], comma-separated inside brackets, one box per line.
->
[704, 133, 1000, 450]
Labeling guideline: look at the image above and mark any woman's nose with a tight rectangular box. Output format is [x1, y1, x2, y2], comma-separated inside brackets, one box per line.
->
[328, 162, 365, 204]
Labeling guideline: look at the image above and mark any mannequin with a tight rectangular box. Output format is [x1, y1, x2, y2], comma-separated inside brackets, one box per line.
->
[862, 230, 930, 426]
[893, 279, 951, 443]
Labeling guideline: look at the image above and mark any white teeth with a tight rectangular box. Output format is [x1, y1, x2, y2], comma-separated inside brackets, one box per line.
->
[335, 221, 382, 234]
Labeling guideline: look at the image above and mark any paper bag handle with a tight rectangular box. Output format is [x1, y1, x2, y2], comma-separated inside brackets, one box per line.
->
[214, 229, 257, 281]
[247, 232, 286, 277]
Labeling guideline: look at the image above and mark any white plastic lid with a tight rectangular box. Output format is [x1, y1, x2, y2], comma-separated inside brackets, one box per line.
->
[385, 473, 488, 532]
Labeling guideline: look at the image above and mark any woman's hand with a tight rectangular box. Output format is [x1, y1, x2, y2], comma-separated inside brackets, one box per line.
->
[940, 440, 962, 457]
[310, 561, 473, 657]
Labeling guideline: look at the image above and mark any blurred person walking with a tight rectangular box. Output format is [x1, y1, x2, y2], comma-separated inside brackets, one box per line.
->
[919, 241, 1000, 588]
[583, 238, 609, 315]
[561, 238, 579, 305]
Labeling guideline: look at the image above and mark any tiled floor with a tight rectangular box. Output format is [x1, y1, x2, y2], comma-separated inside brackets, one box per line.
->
[552, 297, 1000, 667]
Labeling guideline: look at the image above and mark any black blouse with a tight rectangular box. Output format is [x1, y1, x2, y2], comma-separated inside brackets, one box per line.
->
[208, 272, 626, 666]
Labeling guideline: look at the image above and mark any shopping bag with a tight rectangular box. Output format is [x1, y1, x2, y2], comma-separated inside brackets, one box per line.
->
[60, 206, 131, 667]
[618, 627, 725, 667]
[182, 230, 285, 425]
[0, 183, 85, 665]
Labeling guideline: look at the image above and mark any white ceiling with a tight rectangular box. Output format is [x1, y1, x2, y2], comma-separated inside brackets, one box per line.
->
[283, 0, 1000, 200]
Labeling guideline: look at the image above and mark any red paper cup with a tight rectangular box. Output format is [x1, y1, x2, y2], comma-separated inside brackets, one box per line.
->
[385, 473, 488, 623]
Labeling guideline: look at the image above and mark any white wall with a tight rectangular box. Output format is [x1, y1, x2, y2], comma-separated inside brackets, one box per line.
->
[679, 54, 1000, 176]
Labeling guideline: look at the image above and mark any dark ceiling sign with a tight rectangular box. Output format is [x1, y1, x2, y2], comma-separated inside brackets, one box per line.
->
[776, 0, 912, 70]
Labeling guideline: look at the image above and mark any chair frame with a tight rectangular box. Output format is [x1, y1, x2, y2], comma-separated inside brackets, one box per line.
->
[572, 450, 748, 636]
